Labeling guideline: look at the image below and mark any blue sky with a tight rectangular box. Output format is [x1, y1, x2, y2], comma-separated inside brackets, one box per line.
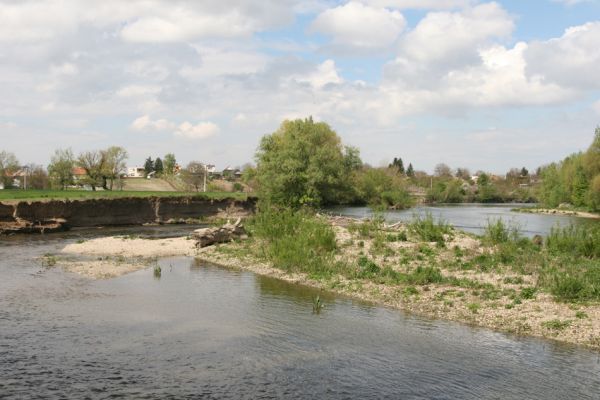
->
[0, 0, 599, 174]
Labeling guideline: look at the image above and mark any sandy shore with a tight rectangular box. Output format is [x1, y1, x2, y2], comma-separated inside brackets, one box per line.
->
[54, 225, 600, 350]
[515, 207, 600, 220]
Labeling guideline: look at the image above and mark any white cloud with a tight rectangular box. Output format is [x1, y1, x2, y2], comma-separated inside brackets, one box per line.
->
[310, 2, 406, 50]
[292, 59, 343, 88]
[593, 100, 600, 115]
[179, 47, 268, 79]
[525, 22, 600, 89]
[174, 121, 219, 139]
[116, 85, 161, 98]
[131, 115, 218, 139]
[363, 0, 473, 9]
[398, 3, 514, 67]
[131, 115, 176, 131]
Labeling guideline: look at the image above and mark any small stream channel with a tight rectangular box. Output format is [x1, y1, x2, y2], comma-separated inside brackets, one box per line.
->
[2, 223, 600, 399]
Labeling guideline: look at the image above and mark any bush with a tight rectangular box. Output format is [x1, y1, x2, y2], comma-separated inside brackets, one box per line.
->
[409, 213, 452, 243]
[483, 219, 519, 245]
[545, 224, 600, 259]
[248, 208, 337, 277]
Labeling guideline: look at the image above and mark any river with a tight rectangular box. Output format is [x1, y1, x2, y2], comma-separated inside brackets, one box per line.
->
[1, 225, 600, 399]
[327, 203, 597, 237]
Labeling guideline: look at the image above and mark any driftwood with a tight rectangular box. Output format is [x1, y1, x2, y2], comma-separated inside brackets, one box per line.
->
[192, 218, 247, 248]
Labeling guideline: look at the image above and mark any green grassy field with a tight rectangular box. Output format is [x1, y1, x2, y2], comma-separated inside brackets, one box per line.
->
[0, 189, 248, 202]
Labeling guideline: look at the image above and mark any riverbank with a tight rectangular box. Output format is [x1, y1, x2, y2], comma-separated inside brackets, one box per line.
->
[513, 207, 600, 220]
[55, 216, 600, 350]
[0, 195, 256, 234]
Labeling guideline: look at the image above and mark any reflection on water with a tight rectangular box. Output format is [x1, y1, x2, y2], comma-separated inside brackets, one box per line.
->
[1, 233, 600, 399]
[327, 203, 598, 237]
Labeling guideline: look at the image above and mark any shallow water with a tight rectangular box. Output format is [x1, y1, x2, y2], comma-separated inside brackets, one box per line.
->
[1, 230, 600, 399]
[327, 203, 597, 237]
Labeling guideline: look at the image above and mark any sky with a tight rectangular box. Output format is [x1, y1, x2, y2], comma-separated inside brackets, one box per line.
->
[0, 0, 599, 174]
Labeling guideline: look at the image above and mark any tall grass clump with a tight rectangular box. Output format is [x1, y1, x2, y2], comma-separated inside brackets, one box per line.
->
[545, 224, 600, 259]
[409, 213, 452, 243]
[483, 219, 520, 245]
[248, 207, 338, 278]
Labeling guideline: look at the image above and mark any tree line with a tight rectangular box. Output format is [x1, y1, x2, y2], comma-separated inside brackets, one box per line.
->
[538, 127, 600, 211]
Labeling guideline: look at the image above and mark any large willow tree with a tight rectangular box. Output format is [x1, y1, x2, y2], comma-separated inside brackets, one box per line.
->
[255, 117, 361, 208]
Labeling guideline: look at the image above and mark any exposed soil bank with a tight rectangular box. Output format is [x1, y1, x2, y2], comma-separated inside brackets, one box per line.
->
[0, 196, 256, 233]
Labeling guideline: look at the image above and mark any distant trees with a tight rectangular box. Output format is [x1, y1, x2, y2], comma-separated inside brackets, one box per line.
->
[104, 146, 128, 190]
[48, 148, 75, 189]
[180, 161, 206, 191]
[25, 164, 49, 189]
[455, 167, 471, 180]
[144, 157, 154, 177]
[390, 157, 405, 174]
[154, 157, 164, 175]
[77, 151, 106, 191]
[0, 151, 19, 188]
[538, 127, 600, 211]
[74, 146, 128, 191]
[434, 163, 453, 178]
[163, 153, 177, 175]
[406, 163, 414, 177]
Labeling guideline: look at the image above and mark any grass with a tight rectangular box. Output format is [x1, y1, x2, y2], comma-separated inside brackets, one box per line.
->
[0, 189, 247, 202]
[408, 213, 452, 243]
[542, 319, 572, 331]
[248, 208, 338, 279]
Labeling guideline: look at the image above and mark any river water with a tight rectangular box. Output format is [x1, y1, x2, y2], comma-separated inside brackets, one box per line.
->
[2, 225, 600, 399]
[327, 203, 597, 237]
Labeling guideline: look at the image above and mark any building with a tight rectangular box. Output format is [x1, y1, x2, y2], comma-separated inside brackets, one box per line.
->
[127, 167, 146, 178]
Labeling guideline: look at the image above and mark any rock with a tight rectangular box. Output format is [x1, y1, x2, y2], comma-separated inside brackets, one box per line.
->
[192, 218, 248, 248]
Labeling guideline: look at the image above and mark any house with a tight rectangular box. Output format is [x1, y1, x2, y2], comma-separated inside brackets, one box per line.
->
[72, 167, 88, 182]
[222, 166, 242, 180]
[127, 166, 146, 178]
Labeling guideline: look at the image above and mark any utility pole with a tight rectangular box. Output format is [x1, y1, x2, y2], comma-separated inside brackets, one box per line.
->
[203, 164, 207, 192]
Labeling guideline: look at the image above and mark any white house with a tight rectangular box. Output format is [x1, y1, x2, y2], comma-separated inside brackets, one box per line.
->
[127, 167, 145, 178]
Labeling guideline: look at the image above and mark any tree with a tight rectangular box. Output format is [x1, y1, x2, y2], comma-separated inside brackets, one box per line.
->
[0, 151, 19, 188]
[180, 161, 206, 191]
[163, 153, 177, 175]
[406, 163, 415, 177]
[520, 167, 529, 177]
[389, 157, 405, 174]
[26, 164, 49, 189]
[144, 157, 154, 177]
[154, 157, 164, 175]
[103, 146, 128, 190]
[455, 167, 471, 180]
[572, 164, 589, 207]
[434, 163, 453, 178]
[48, 148, 74, 189]
[255, 117, 358, 208]
[77, 151, 106, 191]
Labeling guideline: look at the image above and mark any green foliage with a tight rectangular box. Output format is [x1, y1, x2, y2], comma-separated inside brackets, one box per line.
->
[409, 213, 452, 243]
[255, 118, 358, 208]
[248, 208, 338, 278]
[545, 224, 600, 259]
[542, 319, 571, 331]
[153, 157, 164, 175]
[48, 148, 74, 189]
[153, 265, 162, 278]
[144, 157, 154, 176]
[538, 127, 600, 211]
[163, 153, 177, 175]
[0, 151, 19, 188]
[483, 219, 520, 245]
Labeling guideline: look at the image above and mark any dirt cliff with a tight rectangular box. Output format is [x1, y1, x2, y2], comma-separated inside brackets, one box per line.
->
[0, 196, 256, 233]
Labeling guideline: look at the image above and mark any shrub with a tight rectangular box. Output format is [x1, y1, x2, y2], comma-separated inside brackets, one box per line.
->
[248, 208, 337, 278]
[545, 224, 600, 259]
[409, 213, 452, 243]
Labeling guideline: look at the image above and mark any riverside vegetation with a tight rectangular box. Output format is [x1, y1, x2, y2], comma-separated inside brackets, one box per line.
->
[205, 211, 600, 348]
[200, 118, 600, 349]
